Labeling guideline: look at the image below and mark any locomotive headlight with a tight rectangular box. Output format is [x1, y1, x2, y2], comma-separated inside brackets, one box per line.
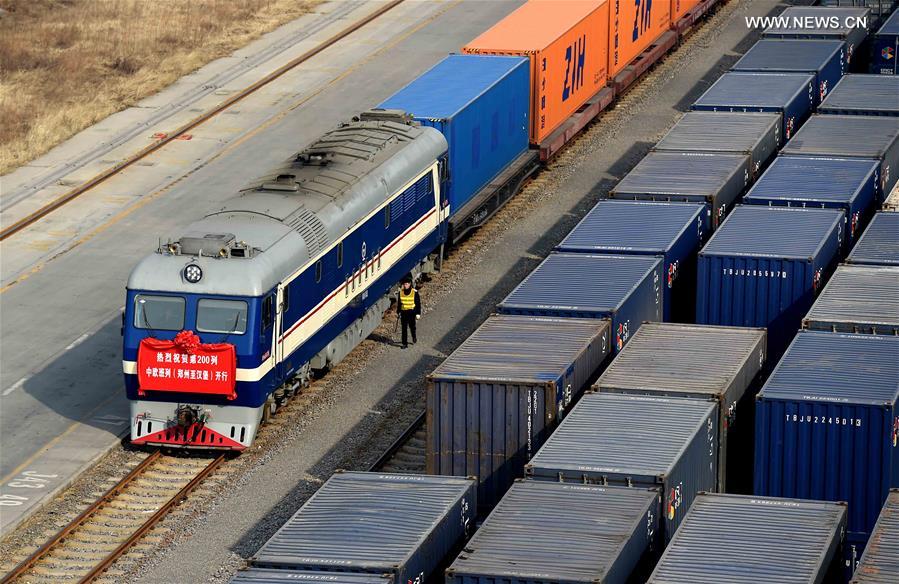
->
[183, 263, 203, 283]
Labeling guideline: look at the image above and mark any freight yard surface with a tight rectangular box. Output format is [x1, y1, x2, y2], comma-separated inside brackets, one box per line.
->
[2, 0, 898, 582]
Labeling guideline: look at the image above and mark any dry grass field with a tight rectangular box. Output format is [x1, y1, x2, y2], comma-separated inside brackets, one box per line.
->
[0, 0, 320, 175]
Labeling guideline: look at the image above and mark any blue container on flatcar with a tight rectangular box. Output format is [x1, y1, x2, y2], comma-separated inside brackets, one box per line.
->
[647, 494, 847, 584]
[848, 212, 899, 266]
[525, 393, 719, 543]
[232, 569, 392, 584]
[803, 264, 899, 335]
[742, 156, 878, 252]
[691, 72, 815, 141]
[871, 9, 899, 74]
[555, 201, 708, 322]
[445, 481, 661, 584]
[497, 253, 663, 352]
[731, 39, 846, 105]
[781, 115, 899, 198]
[819, 75, 899, 116]
[378, 54, 529, 229]
[852, 490, 899, 583]
[696, 206, 844, 360]
[754, 331, 899, 548]
[250, 471, 476, 583]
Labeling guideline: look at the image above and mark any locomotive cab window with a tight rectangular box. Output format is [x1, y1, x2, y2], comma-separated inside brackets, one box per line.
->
[261, 295, 274, 331]
[133, 295, 184, 330]
[197, 299, 247, 334]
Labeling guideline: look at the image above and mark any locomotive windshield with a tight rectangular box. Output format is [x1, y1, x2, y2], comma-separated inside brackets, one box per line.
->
[134, 295, 184, 330]
[196, 299, 248, 334]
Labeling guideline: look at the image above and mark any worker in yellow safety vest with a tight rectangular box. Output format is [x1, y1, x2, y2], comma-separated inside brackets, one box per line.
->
[396, 274, 421, 349]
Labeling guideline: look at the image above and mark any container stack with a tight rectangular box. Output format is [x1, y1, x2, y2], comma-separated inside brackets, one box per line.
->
[851, 490, 899, 583]
[819, 74, 899, 116]
[848, 212, 899, 266]
[871, 8, 899, 74]
[763, 6, 871, 65]
[803, 264, 899, 335]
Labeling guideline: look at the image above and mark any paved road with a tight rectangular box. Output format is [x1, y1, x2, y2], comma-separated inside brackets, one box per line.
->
[132, 0, 788, 580]
[0, 0, 522, 533]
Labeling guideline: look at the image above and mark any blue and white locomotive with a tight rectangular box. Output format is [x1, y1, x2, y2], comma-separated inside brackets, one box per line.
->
[123, 111, 449, 449]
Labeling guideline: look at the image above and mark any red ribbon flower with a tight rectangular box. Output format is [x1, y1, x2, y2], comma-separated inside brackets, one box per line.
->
[174, 330, 202, 354]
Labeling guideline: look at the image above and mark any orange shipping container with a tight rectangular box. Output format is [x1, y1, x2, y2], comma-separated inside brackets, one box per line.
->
[670, 0, 700, 24]
[608, 0, 671, 77]
[463, 0, 610, 144]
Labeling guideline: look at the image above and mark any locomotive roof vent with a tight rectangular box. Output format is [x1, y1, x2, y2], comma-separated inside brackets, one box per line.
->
[260, 173, 300, 191]
[296, 151, 333, 167]
[178, 232, 236, 257]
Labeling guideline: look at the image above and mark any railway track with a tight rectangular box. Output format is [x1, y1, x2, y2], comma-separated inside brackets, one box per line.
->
[369, 412, 426, 473]
[0, 0, 405, 242]
[1, 451, 226, 584]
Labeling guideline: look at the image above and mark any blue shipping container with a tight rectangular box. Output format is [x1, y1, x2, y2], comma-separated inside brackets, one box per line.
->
[848, 212, 899, 266]
[731, 39, 846, 105]
[742, 156, 878, 251]
[851, 490, 899, 583]
[763, 6, 871, 64]
[555, 201, 708, 321]
[803, 264, 899, 335]
[781, 115, 899, 197]
[648, 494, 847, 584]
[251, 471, 476, 582]
[754, 331, 899, 545]
[378, 54, 530, 223]
[497, 253, 663, 352]
[696, 206, 844, 360]
[819, 74, 899, 116]
[691, 72, 815, 141]
[445, 481, 660, 584]
[526, 393, 719, 542]
[427, 315, 611, 513]
[871, 9, 899, 75]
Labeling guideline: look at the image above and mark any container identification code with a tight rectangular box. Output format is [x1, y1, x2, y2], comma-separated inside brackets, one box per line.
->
[785, 414, 862, 427]
[723, 268, 788, 278]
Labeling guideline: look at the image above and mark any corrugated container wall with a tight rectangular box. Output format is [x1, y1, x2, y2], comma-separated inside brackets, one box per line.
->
[250, 472, 476, 582]
[848, 212, 899, 266]
[731, 39, 846, 105]
[871, 9, 899, 74]
[232, 569, 392, 584]
[609, 152, 750, 229]
[445, 481, 661, 584]
[696, 206, 844, 359]
[819, 74, 899, 116]
[497, 253, 662, 352]
[647, 494, 847, 584]
[781, 114, 899, 197]
[803, 265, 899, 335]
[554, 200, 708, 321]
[742, 156, 878, 251]
[377, 55, 530, 223]
[427, 315, 611, 513]
[851, 490, 899, 583]
[754, 332, 899, 547]
[595, 323, 767, 492]
[525, 393, 719, 542]
[653, 112, 781, 178]
[819, 0, 894, 18]
[763, 7, 871, 64]
[462, 0, 609, 144]
[690, 72, 815, 141]
[671, 0, 701, 24]
[609, 0, 671, 78]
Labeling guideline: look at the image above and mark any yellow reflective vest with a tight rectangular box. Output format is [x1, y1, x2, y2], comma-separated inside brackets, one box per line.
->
[399, 288, 417, 311]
